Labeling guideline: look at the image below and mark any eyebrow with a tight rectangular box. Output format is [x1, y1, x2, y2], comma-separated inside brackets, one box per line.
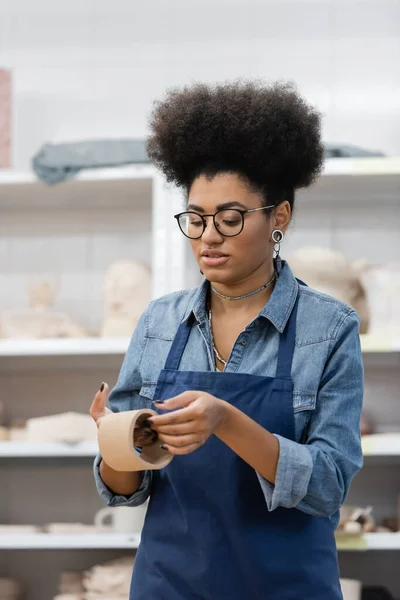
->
[186, 201, 249, 212]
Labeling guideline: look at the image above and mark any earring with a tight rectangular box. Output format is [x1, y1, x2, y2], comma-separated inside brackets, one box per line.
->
[271, 229, 284, 270]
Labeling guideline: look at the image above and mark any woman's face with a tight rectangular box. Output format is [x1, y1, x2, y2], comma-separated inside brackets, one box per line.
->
[187, 172, 290, 287]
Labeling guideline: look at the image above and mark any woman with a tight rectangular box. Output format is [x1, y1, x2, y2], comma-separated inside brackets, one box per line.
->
[90, 81, 363, 600]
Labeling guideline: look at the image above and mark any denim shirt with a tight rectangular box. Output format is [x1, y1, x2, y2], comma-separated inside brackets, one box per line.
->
[94, 261, 364, 529]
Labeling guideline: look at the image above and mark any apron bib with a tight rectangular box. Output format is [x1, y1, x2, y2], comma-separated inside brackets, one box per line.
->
[130, 294, 343, 600]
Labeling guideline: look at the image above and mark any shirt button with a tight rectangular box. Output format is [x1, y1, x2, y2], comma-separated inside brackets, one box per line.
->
[241, 339, 247, 346]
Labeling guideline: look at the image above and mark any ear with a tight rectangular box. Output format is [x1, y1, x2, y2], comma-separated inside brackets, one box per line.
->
[272, 201, 291, 233]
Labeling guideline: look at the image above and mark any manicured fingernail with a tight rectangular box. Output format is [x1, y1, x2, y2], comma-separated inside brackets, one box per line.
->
[153, 400, 164, 404]
[100, 383, 105, 392]
[160, 444, 168, 451]
[142, 419, 152, 427]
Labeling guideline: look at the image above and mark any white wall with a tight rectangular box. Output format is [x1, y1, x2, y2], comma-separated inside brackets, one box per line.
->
[0, 0, 399, 169]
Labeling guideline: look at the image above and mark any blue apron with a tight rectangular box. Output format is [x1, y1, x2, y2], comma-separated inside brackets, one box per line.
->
[130, 292, 343, 600]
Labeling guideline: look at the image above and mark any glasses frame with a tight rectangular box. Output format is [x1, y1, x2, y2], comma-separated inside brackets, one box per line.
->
[174, 204, 275, 239]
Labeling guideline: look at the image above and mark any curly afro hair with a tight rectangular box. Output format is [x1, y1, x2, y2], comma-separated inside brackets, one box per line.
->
[146, 80, 324, 209]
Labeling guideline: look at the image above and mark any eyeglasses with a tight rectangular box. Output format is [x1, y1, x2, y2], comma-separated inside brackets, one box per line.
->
[174, 205, 275, 239]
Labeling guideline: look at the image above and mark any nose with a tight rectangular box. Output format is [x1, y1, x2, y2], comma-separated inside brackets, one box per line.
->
[201, 217, 223, 243]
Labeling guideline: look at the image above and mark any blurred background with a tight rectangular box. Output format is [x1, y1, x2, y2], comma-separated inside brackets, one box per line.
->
[0, 1, 399, 599]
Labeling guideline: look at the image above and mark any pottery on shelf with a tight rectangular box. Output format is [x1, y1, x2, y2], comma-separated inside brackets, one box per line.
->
[100, 259, 151, 338]
[26, 412, 97, 443]
[0, 278, 88, 339]
[288, 247, 369, 334]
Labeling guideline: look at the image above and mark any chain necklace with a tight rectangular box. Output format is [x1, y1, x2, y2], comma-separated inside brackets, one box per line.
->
[208, 308, 227, 369]
[208, 272, 278, 369]
[210, 271, 277, 301]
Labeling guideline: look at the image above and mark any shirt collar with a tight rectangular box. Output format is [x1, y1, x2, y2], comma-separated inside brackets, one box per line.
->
[182, 260, 299, 334]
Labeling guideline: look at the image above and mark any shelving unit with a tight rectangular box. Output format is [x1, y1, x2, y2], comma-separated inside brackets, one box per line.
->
[0, 158, 399, 599]
[336, 533, 400, 552]
[0, 333, 398, 358]
[1, 532, 398, 551]
[0, 533, 141, 550]
[0, 441, 98, 458]
[0, 337, 130, 357]
[1, 435, 400, 460]
[298, 156, 400, 204]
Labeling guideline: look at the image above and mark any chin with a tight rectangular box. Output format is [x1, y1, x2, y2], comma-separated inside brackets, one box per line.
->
[201, 266, 234, 284]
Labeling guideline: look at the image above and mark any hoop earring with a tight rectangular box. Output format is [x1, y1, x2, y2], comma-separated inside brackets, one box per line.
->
[271, 229, 284, 270]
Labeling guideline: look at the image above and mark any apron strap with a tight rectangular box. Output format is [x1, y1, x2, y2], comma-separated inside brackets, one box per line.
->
[164, 319, 192, 371]
[275, 288, 300, 379]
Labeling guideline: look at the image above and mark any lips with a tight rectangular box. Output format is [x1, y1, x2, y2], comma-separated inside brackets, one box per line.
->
[201, 250, 229, 258]
[200, 250, 230, 267]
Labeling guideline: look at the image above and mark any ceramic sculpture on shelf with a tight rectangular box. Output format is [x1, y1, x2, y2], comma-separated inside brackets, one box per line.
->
[0, 278, 88, 339]
[82, 556, 134, 598]
[26, 412, 97, 443]
[288, 247, 369, 334]
[100, 259, 152, 338]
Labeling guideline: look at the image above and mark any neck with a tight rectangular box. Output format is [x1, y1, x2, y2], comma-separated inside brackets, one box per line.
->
[209, 264, 276, 316]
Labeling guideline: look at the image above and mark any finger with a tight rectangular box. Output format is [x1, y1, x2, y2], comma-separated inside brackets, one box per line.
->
[90, 382, 110, 422]
[149, 406, 197, 427]
[153, 390, 200, 411]
[152, 421, 200, 436]
[158, 433, 203, 448]
[161, 443, 201, 456]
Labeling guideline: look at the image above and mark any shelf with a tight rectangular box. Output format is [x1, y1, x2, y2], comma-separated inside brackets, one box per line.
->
[1, 157, 399, 211]
[0, 165, 155, 210]
[0, 337, 131, 371]
[322, 156, 400, 177]
[0, 533, 141, 550]
[298, 156, 400, 204]
[0, 337, 394, 357]
[0, 441, 98, 458]
[362, 434, 400, 457]
[360, 334, 400, 353]
[0, 439, 399, 460]
[0, 532, 398, 551]
[0, 335, 397, 360]
[0, 337, 130, 357]
[336, 533, 400, 552]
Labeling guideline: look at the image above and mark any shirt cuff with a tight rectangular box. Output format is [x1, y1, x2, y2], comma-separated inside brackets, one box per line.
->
[256, 434, 313, 511]
[93, 453, 152, 507]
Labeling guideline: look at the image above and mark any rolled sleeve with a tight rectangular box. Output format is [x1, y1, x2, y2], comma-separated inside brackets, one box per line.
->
[257, 434, 313, 511]
[257, 310, 364, 523]
[93, 453, 152, 507]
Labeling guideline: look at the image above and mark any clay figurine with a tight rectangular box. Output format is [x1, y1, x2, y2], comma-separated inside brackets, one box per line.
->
[288, 247, 369, 334]
[0, 278, 88, 339]
[100, 259, 152, 338]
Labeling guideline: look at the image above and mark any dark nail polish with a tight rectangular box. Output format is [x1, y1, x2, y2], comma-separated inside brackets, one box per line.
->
[153, 399, 164, 404]
[100, 383, 105, 392]
[142, 419, 152, 427]
[160, 444, 169, 451]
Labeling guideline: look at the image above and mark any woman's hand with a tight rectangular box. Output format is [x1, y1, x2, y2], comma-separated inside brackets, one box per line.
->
[89, 383, 157, 447]
[89, 383, 144, 496]
[148, 391, 228, 455]
[89, 382, 112, 428]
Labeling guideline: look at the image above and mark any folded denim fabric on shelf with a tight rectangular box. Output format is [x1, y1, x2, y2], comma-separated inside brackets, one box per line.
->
[324, 143, 385, 159]
[32, 139, 149, 185]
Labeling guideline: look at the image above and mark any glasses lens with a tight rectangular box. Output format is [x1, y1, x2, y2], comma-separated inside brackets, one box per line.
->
[214, 210, 243, 236]
[178, 213, 204, 239]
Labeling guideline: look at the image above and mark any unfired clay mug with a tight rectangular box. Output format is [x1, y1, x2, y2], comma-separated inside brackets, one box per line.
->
[340, 579, 362, 600]
[94, 504, 147, 533]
